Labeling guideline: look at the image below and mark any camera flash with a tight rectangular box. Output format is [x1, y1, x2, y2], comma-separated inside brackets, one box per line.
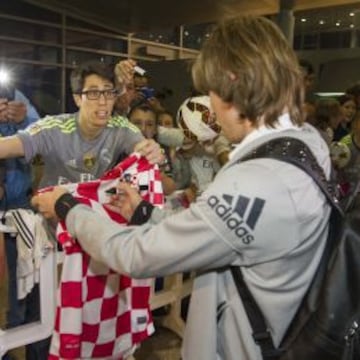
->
[134, 65, 146, 76]
[0, 69, 10, 85]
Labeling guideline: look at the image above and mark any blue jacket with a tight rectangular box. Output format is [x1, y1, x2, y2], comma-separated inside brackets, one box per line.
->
[0, 90, 39, 209]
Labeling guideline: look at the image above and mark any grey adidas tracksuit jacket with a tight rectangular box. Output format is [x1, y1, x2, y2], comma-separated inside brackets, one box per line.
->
[65, 122, 331, 360]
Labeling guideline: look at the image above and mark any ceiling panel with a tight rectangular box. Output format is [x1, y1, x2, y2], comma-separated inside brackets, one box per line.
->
[25, 0, 360, 33]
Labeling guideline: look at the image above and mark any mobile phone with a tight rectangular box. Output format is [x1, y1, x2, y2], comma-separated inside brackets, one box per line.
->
[0, 85, 15, 101]
[134, 65, 146, 76]
[140, 87, 156, 99]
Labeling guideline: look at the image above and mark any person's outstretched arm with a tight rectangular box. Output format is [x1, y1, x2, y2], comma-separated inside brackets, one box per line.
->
[0, 135, 25, 158]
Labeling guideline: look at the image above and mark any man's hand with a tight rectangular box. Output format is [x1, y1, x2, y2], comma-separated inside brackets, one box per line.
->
[134, 138, 165, 165]
[114, 59, 137, 90]
[31, 186, 69, 219]
[105, 182, 142, 221]
[7, 101, 27, 123]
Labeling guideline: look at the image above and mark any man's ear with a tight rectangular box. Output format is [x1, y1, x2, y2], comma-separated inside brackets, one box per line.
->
[73, 94, 81, 108]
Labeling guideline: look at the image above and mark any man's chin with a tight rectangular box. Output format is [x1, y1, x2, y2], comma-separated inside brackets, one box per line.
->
[95, 116, 110, 125]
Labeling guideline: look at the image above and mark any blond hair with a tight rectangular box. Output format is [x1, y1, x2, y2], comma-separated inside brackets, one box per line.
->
[192, 16, 304, 126]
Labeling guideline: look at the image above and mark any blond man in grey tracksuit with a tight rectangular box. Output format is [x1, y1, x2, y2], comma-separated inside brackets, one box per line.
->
[33, 16, 331, 360]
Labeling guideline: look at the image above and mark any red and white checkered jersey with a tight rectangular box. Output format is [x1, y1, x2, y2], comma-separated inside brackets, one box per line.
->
[46, 153, 164, 359]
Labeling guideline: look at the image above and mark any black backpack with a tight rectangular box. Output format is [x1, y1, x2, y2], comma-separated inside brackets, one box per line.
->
[231, 137, 360, 360]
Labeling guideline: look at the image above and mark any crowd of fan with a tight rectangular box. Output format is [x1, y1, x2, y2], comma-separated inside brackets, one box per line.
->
[300, 59, 360, 201]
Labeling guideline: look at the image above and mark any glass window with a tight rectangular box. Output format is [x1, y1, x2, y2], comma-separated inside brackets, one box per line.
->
[0, 40, 62, 63]
[30, 66, 62, 115]
[66, 50, 123, 67]
[65, 68, 79, 113]
[134, 28, 180, 46]
[319, 32, 336, 49]
[66, 30, 127, 53]
[0, 0, 60, 23]
[340, 31, 351, 48]
[182, 23, 213, 50]
[303, 33, 318, 50]
[0, 17, 61, 43]
[67, 16, 123, 35]
[5, 62, 62, 116]
[293, 34, 302, 50]
[319, 31, 351, 49]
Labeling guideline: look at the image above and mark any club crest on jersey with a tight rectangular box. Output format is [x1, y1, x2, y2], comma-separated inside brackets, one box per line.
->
[207, 194, 265, 245]
[83, 153, 96, 169]
[28, 123, 42, 135]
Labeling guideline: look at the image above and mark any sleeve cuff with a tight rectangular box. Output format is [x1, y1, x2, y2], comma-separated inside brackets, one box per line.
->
[55, 193, 80, 221]
[129, 200, 154, 225]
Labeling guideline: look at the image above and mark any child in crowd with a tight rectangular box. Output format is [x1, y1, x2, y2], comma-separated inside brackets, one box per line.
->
[157, 110, 175, 128]
[165, 95, 230, 206]
[128, 103, 176, 195]
[313, 97, 343, 147]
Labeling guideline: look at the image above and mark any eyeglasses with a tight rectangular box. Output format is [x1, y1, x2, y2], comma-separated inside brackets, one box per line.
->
[79, 89, 118, 100]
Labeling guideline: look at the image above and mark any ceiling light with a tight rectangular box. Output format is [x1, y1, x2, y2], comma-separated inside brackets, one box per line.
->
[301, 18, 307, 22]
[319, 20, 325, 25]
[336, 22, 340, 26]
[350, 24, 355, 28]
[349, 12, 355, 17]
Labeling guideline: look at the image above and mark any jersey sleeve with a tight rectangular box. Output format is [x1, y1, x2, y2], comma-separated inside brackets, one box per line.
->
[17, 115, 64, 162]
[195, 161, 301, 261]
[65, 159, 305, 278]
[110, 115, 144, 154]
[157, 126, 184, 147]
[66, 201, 236, 278]
[121, 126, 143, 154]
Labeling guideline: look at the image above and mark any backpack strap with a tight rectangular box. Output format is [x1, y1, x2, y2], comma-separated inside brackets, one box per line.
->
[230, 265, 285, 359]
[230, 136, 342, 360]
[239, 136, 342, 212]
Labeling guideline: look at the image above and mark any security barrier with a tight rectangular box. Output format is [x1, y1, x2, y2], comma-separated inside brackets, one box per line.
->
[149, 272, 194, 339]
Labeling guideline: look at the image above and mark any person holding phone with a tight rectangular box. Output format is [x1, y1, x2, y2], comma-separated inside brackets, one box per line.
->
[0, 67, 38, 126]
[0, 90, 38, 125]
[0, 84, 41, 360]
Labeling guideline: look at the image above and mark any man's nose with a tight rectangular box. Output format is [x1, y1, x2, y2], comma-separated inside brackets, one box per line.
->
[98, 92, 107, 104]
[139, 124, 147, 133]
